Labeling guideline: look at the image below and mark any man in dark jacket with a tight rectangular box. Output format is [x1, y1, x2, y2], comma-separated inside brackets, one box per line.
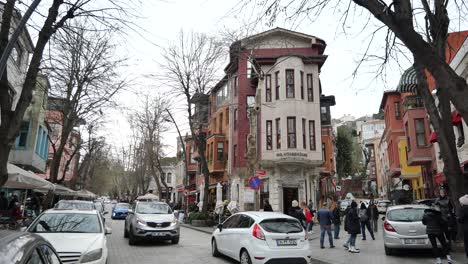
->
[458, 194, 468, 260]
[422, 206, 452, 264]
[435, 188, 456, 249]
[263, 199, 273, 212]
[317, 202, 334, 249]
[344, 201, 360, 253]
[368, 200, 379, 232]
[288, 200, 305, 225]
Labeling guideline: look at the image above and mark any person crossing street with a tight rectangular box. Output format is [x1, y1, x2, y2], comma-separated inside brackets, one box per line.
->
[317, 202, 335, 249]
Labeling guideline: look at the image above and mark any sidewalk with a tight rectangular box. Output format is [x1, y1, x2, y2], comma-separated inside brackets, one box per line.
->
[182, 223, 466, 264]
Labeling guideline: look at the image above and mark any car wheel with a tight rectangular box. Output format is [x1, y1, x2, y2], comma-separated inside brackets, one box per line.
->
[124, 226, 129, 238]
[211, 239, 220, 257]
[128, 227, 138, 245]
[171, 237, 179, 244]
[240, 249, 252, 264]
[384, 246, 393, 256]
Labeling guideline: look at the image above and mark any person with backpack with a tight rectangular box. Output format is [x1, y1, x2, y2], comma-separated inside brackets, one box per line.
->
[359, 203, 375, 240]
[422, 205, 452, 264]
[317, 202, 335, 249]
[331, 201, 341, 239]
[458, 194, 468, 262]
[288, 200, 305, 227]
[344, 201, 360, 253]
[301, 201, 313, 235]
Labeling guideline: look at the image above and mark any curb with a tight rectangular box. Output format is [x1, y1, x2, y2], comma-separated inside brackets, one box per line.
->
[180, 224, 213, 235]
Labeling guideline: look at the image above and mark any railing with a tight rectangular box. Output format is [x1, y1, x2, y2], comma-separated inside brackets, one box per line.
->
[403, 95, 424, 113]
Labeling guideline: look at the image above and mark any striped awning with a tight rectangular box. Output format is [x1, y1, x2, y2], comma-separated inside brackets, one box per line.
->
[396, 66, 418, 94]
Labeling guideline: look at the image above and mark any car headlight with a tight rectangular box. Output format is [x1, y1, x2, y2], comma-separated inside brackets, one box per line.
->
[136, 218, 146, 226]
[171, 218, 178, 226]
[81, 248, 102, 263]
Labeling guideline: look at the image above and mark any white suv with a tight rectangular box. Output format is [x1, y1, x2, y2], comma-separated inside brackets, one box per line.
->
[211, 212, 311, 264]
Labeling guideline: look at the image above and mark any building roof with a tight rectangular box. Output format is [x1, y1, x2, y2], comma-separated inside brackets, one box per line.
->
[379, 90, 400, 111]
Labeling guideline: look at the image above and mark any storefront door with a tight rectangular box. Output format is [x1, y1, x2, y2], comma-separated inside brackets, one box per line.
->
[283, 187, 298, 214]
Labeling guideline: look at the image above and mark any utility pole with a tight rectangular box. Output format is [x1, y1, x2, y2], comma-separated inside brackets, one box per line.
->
[0, 0, 42, 79]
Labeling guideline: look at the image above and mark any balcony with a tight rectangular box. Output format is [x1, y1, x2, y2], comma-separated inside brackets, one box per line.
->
[403, 95, 424, 113]
[9, 149, 46, 173]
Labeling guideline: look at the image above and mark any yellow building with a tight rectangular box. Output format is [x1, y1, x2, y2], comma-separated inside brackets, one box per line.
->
[397, 137, 425, 200]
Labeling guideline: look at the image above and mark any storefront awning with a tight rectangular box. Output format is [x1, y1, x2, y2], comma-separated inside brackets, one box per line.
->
[396, 66, 418, 94]
[4, 163, 54, 190]
[75, 189, 97, 198]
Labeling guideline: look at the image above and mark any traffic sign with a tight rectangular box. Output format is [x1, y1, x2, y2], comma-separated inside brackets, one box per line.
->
[335, 186, 341, 192]
[255, 170, 267, 179]
[249, 176, 261, 190]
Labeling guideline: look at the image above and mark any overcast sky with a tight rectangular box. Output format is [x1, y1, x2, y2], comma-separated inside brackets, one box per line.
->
[25, 0, 467, 156]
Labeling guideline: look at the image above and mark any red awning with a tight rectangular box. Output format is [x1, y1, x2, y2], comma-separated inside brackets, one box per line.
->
[452, 111, 462, 125]
[430, 132, 437, 143]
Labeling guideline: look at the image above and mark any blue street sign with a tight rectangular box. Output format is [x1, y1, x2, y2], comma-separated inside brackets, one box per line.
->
[249, 176, 261, 190]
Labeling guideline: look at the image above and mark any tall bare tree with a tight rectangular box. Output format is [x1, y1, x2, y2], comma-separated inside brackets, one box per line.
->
[160, 31, 225, 213]
[240, 0, 468, 219]
[44, 21, 126, 183]
[0, 0, 136, 187]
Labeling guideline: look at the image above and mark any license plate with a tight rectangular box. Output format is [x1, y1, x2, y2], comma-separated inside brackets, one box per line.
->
[276, 239, 297, 246]
[404, 239, 425, 244]
[152, 232, 164, 236]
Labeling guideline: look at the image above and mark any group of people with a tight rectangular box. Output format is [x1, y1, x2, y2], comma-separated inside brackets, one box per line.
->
[422, 188, 468, 264]
[284, 198, 380, 253]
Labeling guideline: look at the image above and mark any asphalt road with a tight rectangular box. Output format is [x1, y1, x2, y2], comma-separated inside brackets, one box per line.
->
[105, 208, 234, 264]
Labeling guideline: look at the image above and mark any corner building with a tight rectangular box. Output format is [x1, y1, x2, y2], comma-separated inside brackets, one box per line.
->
[220, 28, 331, 213]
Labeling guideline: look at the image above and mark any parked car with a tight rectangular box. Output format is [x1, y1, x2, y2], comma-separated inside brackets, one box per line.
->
[377, 200, 392, 214]
[124, 201, 179, 245]
[382, 204, 431, 255]
[112, 203, 131, 220]
[0, 230, 62, 264]
[27, 209, 111, 264]
[54, 200, 95, 210]
[211, 212, 311, 264]
[412, 199, 436, 207]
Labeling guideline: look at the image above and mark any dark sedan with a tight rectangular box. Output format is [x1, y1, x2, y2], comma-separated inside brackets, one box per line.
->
[0, 230, 62, 264]
[111, 203, 131, 219]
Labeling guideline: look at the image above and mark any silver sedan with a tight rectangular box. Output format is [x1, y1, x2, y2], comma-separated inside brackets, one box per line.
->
[382, 204, 431, 255]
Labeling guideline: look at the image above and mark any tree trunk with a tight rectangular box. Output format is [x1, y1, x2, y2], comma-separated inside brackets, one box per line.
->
[0, 142, 11, 186]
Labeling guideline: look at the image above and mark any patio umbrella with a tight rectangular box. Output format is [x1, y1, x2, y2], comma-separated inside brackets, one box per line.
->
[214, 183, 224, 223]
[197, 184, 204, 212]
[5, 163, 54, 190]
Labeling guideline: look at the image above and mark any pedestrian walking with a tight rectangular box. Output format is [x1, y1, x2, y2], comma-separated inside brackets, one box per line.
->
[458, 194, 468, 262]
[300, 201, 313, 235]
[288, 200, 305, 227]
[435, 188, 456, 250]
[317, 202, 335, 249]
[344, 201, 360, 253]
[331, 202, 341, 239]
[263, 199, 273, 212]
[369, 200, 379, 232]
[359, 203, 375, 240]
[308, 199, 315, 233]
[422, 205, 452, 264]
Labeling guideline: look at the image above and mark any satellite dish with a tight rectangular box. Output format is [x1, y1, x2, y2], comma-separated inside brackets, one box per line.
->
[403, 184, 410, 191]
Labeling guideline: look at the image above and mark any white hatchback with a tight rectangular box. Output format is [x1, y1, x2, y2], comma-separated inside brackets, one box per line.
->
[27, 209, 111, 264]
[211, 212, 311, 264]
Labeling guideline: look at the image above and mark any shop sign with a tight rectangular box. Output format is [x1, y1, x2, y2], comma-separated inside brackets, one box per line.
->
[244, 188, 254, 203]
[276, 152, 308, 158]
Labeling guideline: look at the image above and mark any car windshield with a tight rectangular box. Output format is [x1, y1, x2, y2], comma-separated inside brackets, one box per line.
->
[136, 203, 172, 214]
[387, 208, 426, 222]
[115, 203, 130, 209]
[259, 218, 303, 234]
[55, 201, 94, 210]
[29, 213, 101, 233]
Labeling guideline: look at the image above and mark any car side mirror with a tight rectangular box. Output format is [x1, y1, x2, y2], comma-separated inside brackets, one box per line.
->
[105, 226, 112, 235]
[217, 223, 223, 232]
[381, 216, 386, 221]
